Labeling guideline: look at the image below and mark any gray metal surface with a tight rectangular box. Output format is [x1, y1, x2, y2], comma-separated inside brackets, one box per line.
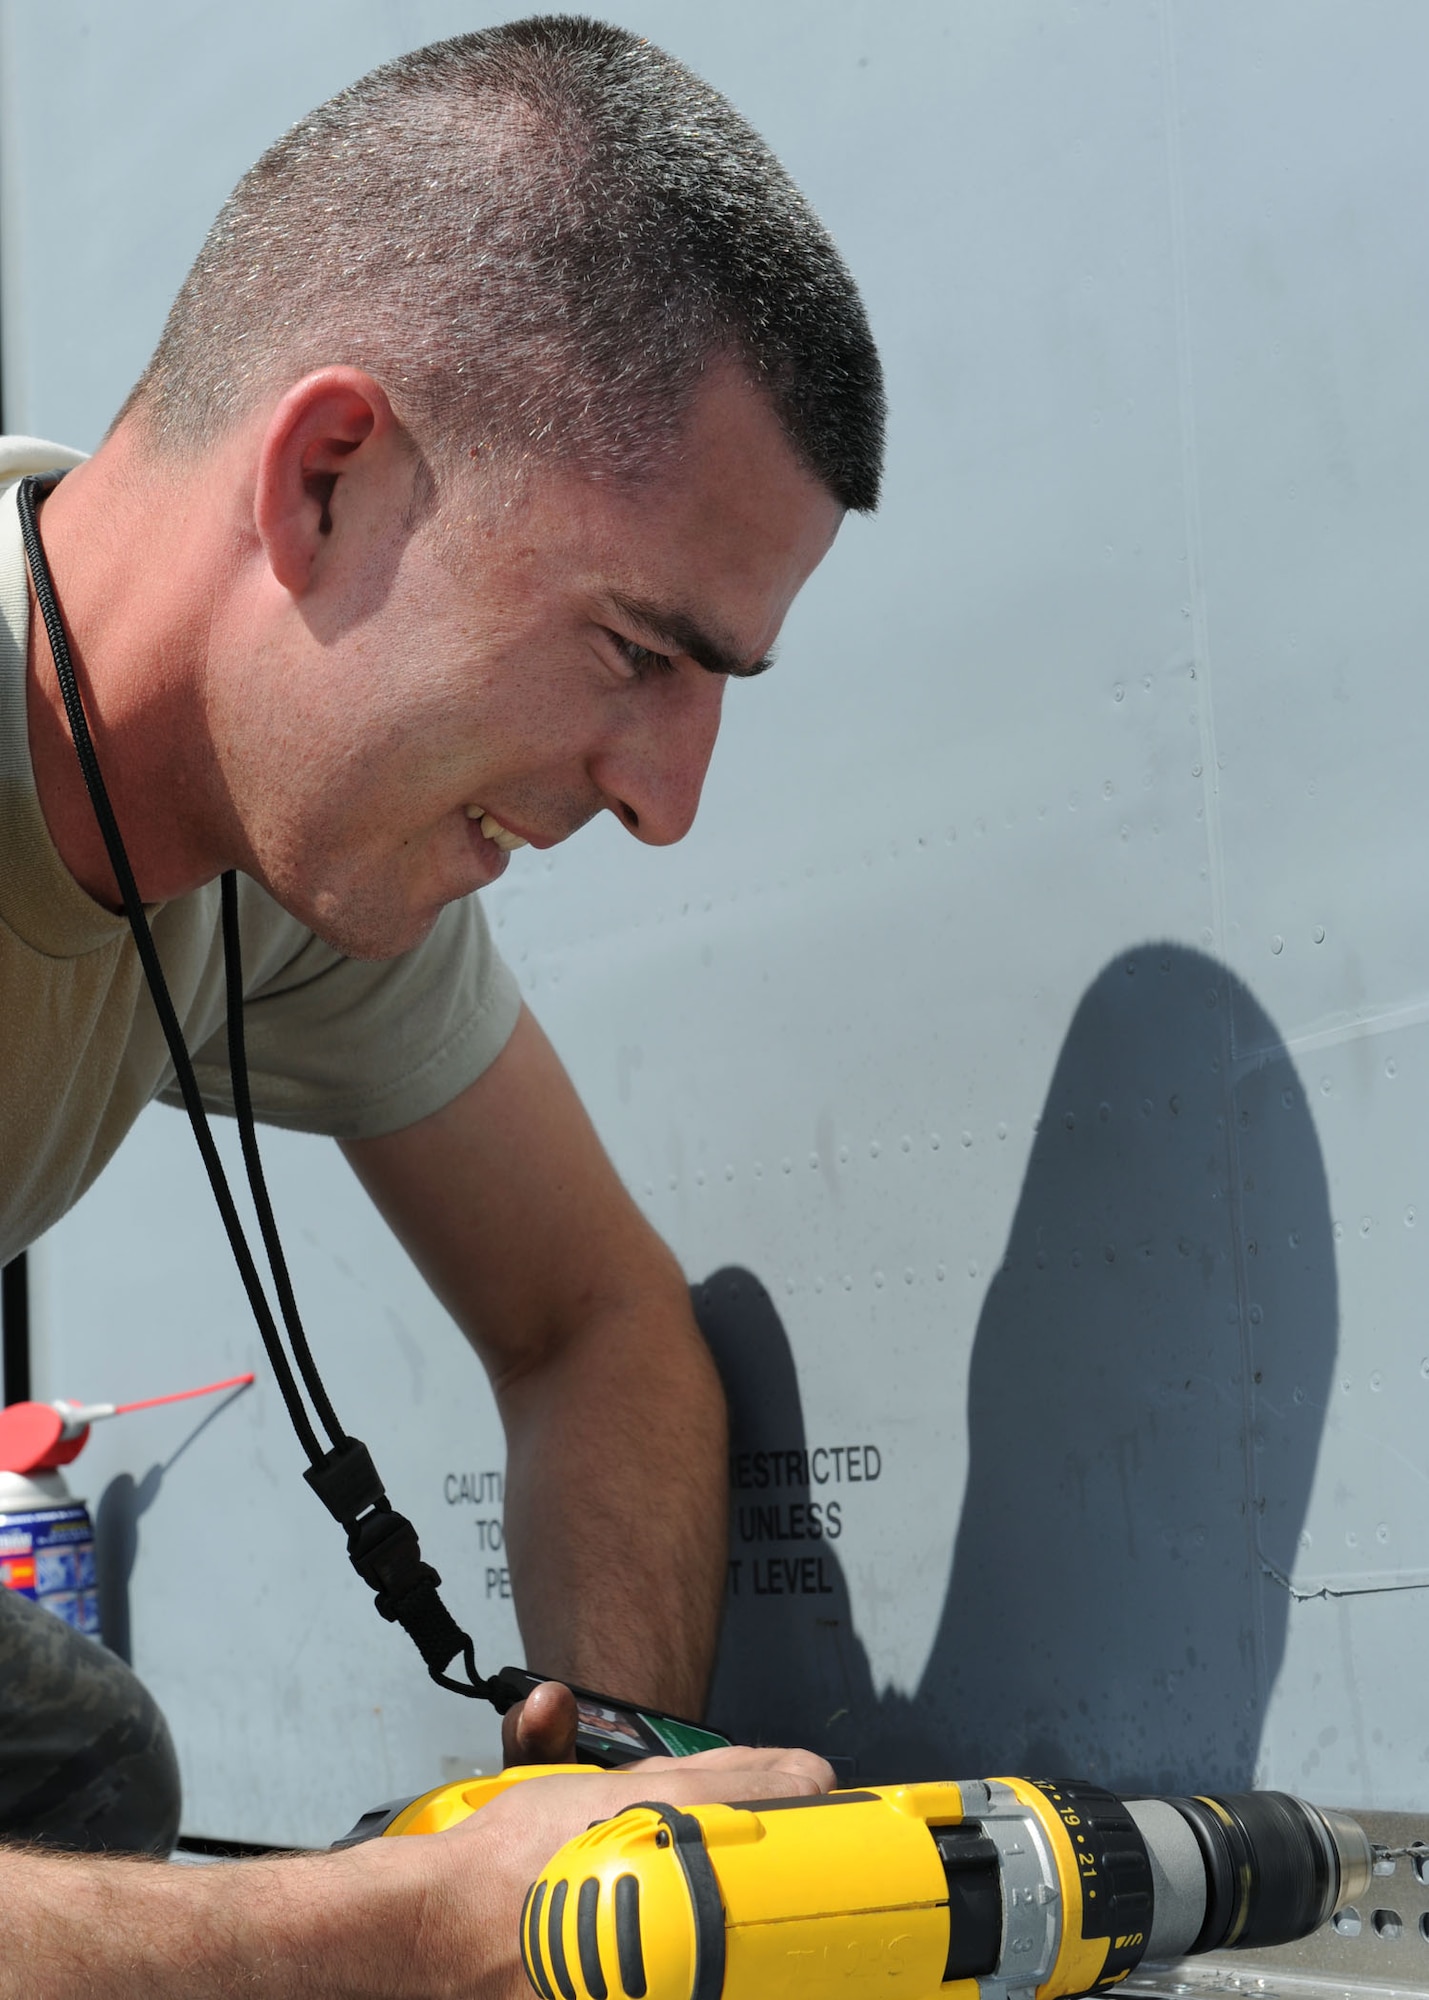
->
[2, 0, 1428, 1853]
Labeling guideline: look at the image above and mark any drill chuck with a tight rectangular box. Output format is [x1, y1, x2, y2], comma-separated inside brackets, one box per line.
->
[515, 1777, 1372, 2000]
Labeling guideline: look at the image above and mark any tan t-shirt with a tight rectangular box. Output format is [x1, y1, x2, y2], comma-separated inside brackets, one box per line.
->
[0, 437, 522, 1265]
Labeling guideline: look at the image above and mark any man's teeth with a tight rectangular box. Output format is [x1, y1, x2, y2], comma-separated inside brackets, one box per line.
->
[464, 805, 528, 851]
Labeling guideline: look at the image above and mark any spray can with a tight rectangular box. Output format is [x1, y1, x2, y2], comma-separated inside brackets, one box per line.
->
[0, 1466, 100, 1634]
[0, 1375, 253, 1635]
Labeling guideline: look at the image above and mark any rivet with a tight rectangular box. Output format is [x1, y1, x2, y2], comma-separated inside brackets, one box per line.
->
[1313, 925, 1326, 945]
[1271, 935, 1284, 955]
[962, 1130, 973, 1148]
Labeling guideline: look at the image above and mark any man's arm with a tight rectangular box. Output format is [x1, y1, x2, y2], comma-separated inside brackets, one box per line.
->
[1, 1750, 831, 1999]
[341, 1005, 727, 1718]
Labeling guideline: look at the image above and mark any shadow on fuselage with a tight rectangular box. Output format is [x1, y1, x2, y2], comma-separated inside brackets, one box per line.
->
[698, 944, 1336, 1791]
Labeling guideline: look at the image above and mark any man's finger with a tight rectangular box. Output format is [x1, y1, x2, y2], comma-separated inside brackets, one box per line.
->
[501, 1681, 579, 1765]
[626, 1744, 835, 1792]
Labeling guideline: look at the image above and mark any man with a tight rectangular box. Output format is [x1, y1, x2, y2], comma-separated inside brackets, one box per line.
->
[0, 14, 882, 1990]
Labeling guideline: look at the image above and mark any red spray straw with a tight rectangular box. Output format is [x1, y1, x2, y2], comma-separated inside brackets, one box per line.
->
[111, 1375, 255, 1418]
[0, 1373, 255, 1476]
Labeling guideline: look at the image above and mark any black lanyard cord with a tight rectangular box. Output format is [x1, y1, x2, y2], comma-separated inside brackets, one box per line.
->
[17, 473, 496, 1706]
[219, 871, 346, 1450]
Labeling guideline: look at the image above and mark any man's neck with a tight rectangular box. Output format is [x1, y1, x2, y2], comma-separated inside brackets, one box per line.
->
[23, 425, 242, 909]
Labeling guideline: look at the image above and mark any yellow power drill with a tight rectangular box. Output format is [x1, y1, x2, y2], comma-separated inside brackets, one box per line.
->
[348, 1764, 1373, 2000]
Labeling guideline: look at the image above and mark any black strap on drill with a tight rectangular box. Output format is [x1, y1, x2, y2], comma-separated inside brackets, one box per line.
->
[18, 472, 507, 1709]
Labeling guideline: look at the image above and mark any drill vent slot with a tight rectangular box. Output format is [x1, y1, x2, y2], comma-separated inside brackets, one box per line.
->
[547, 1879, 577, 2000]
[615, 1873, 648, 1998]
[578, 1878, 608, 2000]
[524, 1879, 557, 2000]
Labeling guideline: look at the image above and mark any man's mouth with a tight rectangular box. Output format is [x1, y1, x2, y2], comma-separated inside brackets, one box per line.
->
[464, 805, 529, 852]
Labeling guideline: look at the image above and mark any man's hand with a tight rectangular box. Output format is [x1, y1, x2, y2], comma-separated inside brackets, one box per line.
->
[408, 1744, 836, 2000]
[0, 1744, 832, 1999]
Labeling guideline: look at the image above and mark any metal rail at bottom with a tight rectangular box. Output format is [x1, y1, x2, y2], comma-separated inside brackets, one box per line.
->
[1123, 1810, 1429, 2000]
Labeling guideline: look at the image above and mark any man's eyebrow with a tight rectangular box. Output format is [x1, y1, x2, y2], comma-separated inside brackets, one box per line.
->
[607, 591, 774, 678]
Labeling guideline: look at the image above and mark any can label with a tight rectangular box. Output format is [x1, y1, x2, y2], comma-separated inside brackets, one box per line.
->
[0, 1506, 100, 1635]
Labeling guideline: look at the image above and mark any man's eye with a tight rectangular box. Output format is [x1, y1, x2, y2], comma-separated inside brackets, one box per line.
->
[612, 635, 675, 680]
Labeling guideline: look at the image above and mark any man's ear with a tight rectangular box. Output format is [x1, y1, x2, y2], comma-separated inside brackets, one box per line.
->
[253, 367, 397, 596]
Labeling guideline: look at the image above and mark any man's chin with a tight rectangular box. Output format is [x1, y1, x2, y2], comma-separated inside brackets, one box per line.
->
[292, 888, 445, 963]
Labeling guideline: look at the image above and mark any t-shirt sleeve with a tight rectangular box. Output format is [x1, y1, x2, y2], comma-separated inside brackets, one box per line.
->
[166, 891, 522, 1140]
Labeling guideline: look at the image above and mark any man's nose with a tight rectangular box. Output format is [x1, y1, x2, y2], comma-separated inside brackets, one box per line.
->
[597, 672, 727, 846]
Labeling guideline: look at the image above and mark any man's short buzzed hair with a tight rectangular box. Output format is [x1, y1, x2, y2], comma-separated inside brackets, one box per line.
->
[130, 15, 885, 510]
